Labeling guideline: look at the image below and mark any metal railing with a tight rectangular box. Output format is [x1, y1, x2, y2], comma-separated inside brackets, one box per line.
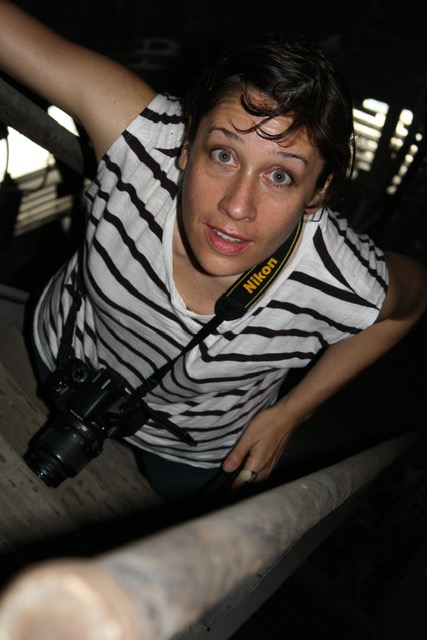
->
[0, 431, 418, 640]
[0, 75, 92, 177]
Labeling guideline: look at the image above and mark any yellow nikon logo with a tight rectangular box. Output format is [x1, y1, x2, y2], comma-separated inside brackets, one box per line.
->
[243, 257, 279, 294]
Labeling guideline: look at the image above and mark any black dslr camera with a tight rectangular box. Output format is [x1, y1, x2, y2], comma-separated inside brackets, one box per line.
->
[24, 358, 132, 488]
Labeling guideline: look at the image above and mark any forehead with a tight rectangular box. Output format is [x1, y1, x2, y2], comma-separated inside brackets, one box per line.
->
[198, 95, 322, 161]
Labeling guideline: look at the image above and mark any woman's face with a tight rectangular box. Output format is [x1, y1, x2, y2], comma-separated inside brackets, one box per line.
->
[177, 94, 326, 280]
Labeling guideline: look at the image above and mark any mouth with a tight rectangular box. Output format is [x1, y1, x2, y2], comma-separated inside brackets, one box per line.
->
[206, 225, 252, 255]
[213, 229, 244, 243]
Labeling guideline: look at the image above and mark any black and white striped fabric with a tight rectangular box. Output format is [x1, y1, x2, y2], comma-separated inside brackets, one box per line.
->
[33, 94, 388, 468]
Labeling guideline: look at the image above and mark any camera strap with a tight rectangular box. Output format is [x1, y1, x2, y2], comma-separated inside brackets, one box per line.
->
[132, 216, 302, 399]
[57, 278, 83, 368]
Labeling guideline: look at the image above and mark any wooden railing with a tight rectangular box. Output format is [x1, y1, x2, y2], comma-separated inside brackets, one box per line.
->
[0, 431, 418, 639]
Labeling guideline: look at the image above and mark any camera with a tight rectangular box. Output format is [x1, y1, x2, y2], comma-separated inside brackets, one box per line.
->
[24, 358, 132, 488]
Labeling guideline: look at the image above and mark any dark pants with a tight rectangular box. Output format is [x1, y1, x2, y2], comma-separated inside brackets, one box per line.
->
[134, 449, 235, 503]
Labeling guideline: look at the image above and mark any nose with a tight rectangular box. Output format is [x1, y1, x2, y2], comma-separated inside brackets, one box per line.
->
[218, 173, 257, 222]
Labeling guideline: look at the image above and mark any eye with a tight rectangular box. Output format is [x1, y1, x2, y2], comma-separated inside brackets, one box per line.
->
[268, 168, 292, 186]
[212, 148, 234, 164]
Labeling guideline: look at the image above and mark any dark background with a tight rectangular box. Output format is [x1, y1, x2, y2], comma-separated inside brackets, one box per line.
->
[12, 0, 427, 96]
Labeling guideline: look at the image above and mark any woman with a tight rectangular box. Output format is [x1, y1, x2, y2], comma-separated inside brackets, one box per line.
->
[1, 1, 426, 501]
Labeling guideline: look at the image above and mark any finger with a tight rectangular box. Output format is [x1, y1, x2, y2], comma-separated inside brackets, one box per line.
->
[238, 469, 258, 484]
[222, 445, 251, 474]
[232, 466, 262, 489]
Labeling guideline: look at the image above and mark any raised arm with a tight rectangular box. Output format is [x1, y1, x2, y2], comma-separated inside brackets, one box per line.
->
[0, 0, 156, 161]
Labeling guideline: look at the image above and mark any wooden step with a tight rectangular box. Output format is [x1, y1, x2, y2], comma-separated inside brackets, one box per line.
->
[0, 356, 162, 520]
[0, 327, 163, 583]
[0, 325, 45, 413]
[0, 432, 96, 550]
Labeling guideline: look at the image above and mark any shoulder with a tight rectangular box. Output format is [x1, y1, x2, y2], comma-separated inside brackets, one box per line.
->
[109, 93, 185, 154]
[86, 94, 184, 219]
[124, 94, 186, 148]
[284, 208, 389, 321]
[91, 94, 185, 179]
[312, 208, 388, 290]
[317, 208, 384, 256]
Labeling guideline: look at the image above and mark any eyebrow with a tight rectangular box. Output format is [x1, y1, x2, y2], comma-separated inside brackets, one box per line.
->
[208, 126, 309, 166]
[208, 126, 240, 141]
[276, 150, 308, 167]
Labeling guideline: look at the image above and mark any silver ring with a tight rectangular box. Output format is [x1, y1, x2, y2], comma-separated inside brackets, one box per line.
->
[239, 469, 258, 484]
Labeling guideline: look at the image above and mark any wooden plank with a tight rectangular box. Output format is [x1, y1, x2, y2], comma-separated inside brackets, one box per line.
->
[0, 329, 163, 586]
[0, 433, 95, 550]
[0, 357, 161, 534]
[0, 327, 161, 512]
[0, 433, 101, 586]
[0, 325, 46, 413]
[0, 326, 161, 512]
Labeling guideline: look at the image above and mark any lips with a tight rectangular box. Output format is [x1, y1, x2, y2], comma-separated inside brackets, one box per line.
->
[206, 225, 252, 255]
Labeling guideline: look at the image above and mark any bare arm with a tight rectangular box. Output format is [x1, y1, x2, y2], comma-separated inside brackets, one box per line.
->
[0, 0, 156, 161]
[224, 251, 427, 483]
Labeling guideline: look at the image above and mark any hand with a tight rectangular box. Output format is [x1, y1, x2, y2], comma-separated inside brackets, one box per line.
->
[222, 401, 297, 489]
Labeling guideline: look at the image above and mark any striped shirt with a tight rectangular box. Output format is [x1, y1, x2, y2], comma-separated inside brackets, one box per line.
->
[33, 93, 389, 469]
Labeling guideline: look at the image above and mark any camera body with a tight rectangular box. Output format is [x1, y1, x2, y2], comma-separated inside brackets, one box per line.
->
[24, 358, 132, 487]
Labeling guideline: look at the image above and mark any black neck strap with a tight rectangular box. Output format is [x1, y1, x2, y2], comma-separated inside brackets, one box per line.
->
[135, 217, 302, 397]
[215, 216, 302, 321]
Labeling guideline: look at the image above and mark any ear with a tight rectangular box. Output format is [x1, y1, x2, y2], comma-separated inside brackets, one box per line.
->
[178, 143, 190, 170]
[306, 175, 332, 211]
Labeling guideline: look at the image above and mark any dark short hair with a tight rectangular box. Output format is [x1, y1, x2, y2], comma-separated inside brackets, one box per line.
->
[184, 32, 355, 208]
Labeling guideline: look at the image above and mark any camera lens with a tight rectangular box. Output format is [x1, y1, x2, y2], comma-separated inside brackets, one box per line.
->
[24, 447, 71, 488]
[24, 413, 104, 487]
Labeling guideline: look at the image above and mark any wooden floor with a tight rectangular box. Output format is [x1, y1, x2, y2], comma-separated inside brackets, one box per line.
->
[0, 324, 165, 589]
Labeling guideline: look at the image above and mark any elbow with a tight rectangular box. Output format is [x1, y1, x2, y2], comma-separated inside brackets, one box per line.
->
[379, 252, 427, 323]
